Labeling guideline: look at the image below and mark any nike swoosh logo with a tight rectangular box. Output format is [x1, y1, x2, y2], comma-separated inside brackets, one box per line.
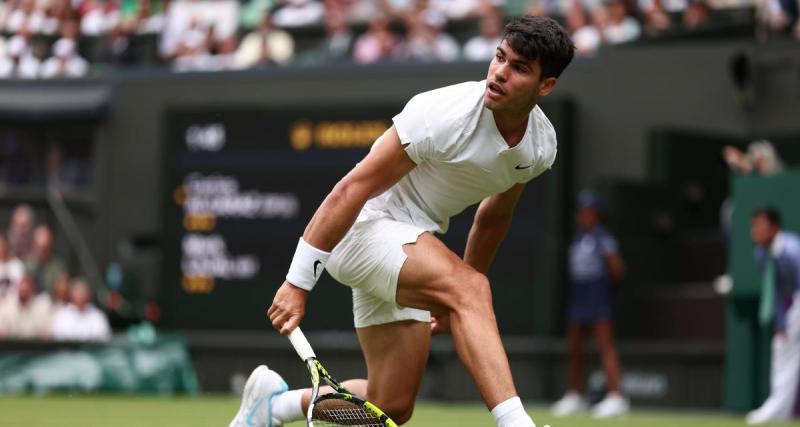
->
[515, 164, 533, 170]
[313, 260, 322, 277]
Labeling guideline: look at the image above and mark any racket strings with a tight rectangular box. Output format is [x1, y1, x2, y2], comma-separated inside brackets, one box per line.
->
[312, 399, 385, 426]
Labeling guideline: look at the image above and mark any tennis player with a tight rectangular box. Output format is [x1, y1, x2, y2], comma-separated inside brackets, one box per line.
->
[230, 15, 575, 427]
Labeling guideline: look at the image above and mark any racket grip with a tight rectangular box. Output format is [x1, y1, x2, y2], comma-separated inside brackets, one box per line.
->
[288, 327, 316, 361]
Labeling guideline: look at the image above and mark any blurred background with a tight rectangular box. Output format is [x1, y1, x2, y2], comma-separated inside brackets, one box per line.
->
[0, 0, 798, 425]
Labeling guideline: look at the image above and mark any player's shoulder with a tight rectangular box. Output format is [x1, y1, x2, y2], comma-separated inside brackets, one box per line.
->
[408, 81, 485, 122]
[782, 232, 800, 257]
[531, 105, 557, 146]
[527, 105, 558, 170]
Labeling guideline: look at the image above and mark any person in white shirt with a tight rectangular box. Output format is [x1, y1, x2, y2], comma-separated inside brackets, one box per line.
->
[235, 12, 295, 68]
[51, 278, 111, 342]
[0, 235, 26, 300]
[0, 275, 52, 339]
[463, 8, 505, 61]
[272, 0, 324, 28]
[404, 9, 460, 62]
[597, 0, 642, 44]
[230, 16, 575, 427]
[41, 37, 89, 78]
[566, 1, 601, 56]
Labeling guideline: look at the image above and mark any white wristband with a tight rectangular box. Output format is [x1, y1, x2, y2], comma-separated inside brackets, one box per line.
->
[286, 238, 331, 291]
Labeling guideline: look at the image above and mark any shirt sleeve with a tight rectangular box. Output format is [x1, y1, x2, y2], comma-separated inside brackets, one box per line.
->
[599, 233, 619, 256]
[392, 93, 434, 164]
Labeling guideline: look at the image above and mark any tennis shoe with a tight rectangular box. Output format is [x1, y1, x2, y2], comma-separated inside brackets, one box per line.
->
[229, 365, 289, 427]
[551, 391, 587, 417]
[591, 392, 629, 418]
[745, 402, 791, 425]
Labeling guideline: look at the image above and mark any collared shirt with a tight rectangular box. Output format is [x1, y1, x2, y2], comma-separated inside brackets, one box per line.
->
[754, 231, 800, 330]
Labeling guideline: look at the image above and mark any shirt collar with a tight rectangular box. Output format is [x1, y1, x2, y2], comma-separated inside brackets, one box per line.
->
[771, 231, 785, 257]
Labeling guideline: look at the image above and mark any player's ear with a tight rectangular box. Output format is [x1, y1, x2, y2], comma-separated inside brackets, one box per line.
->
[538, 77, 557, 97]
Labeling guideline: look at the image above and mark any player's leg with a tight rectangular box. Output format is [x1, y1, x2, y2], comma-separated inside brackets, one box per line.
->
[354, 319, 431, 424]
[396, 232, 535, 427]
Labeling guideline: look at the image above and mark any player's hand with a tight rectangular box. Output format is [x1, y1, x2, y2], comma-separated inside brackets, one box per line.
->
[430, 313, 451, 335]
[268, 281, 309, 335]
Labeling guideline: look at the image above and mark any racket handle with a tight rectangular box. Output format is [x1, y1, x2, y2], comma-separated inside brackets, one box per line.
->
[288, 327, 316, 361]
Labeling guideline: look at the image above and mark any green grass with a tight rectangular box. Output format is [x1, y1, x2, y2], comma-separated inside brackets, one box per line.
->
[0, 395, 797, 427]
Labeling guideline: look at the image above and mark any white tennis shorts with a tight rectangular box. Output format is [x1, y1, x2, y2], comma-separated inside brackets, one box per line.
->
[326, 218, 432, 328]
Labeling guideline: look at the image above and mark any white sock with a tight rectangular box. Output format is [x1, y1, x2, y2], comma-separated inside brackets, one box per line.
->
[270, 389, 305, 423]
[491, 396, 536, 427]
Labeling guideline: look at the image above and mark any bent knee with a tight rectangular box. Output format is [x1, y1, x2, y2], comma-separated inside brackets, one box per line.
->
[449, 271, 492, 311]
[380, 399, 415, 425]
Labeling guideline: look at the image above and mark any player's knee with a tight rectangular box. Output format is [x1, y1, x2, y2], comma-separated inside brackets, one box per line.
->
[383, 399, 415, 425]
[451, 271, 492, 313]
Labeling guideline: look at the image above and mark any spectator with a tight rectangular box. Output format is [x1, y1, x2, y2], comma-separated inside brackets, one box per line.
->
[552, 191, 630, 418]
[0, 275, 52, 339]
[25, 224, 67, 295]
[99, 24, 139, 66]
[50, 272, 71, 310]
[565, 1, 601, 56]
[272, 0, 325, 28]
[40, 0, 69, 36]
[4, 0, 46, 34]
[0, 33, 42, 79]
[305, 10, 354, 63]
[78, 0, 121, 36]
[759, 0, 794, 34]
[746, 207, 800, 425]
[683, 0, 711, 29]
[722, 140, 784, 177]
[171, 18, 211, 70]
[51, 278, 111, 342]
[119, 0, 168, 34]
[463, 7, 504, 61]
[596, 0, 642, 44]
[641, 0, 672, 36]
[353, 15, 403, 64]
[404, 8, 459, 62]
[0, 234, 26, 299]
[7, 204, 35, 260]
[174, 24, 240, 72]
[236, 12, 295, 68]
[41, 37, 90, 78]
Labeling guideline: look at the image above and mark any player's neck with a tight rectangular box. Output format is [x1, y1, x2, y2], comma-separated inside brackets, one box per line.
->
[492, 110, 530, 148]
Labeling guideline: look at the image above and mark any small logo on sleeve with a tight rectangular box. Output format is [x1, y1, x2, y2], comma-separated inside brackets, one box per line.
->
[515, 164, 533, 170]
[313, 260, 322, 277]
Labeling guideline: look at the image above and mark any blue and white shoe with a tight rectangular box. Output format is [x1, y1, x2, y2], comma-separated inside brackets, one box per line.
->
[229, 365, 289, 427]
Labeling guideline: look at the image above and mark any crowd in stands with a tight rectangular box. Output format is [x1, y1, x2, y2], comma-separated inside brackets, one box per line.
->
[0, 0, 791, 78]
[0, 204, 110, 341]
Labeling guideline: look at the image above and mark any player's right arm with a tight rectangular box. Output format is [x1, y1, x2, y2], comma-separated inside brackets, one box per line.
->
[268, 126, 416, 334]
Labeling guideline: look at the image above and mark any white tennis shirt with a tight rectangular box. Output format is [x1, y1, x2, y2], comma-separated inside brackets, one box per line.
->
[360, 80, 558, 234]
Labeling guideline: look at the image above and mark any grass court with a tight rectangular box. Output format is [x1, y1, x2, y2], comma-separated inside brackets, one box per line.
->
[1, 395, 797, 426]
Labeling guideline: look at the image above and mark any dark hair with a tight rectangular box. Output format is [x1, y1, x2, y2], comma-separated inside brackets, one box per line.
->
[752, 206, 783, 228]
[502, 15, 575, 79]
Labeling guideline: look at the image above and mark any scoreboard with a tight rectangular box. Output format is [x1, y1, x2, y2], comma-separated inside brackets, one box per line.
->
[161, 103, 570, 333]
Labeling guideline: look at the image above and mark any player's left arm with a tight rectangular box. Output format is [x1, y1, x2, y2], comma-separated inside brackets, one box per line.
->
[463, 183, 527, 275]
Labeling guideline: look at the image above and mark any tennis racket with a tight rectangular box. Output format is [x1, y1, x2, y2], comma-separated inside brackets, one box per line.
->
[288, 327, 398, 427]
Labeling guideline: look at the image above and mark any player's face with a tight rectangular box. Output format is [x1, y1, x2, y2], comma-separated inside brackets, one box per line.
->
[750, 214, 778, 247]
[484, 40, 557, 116]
